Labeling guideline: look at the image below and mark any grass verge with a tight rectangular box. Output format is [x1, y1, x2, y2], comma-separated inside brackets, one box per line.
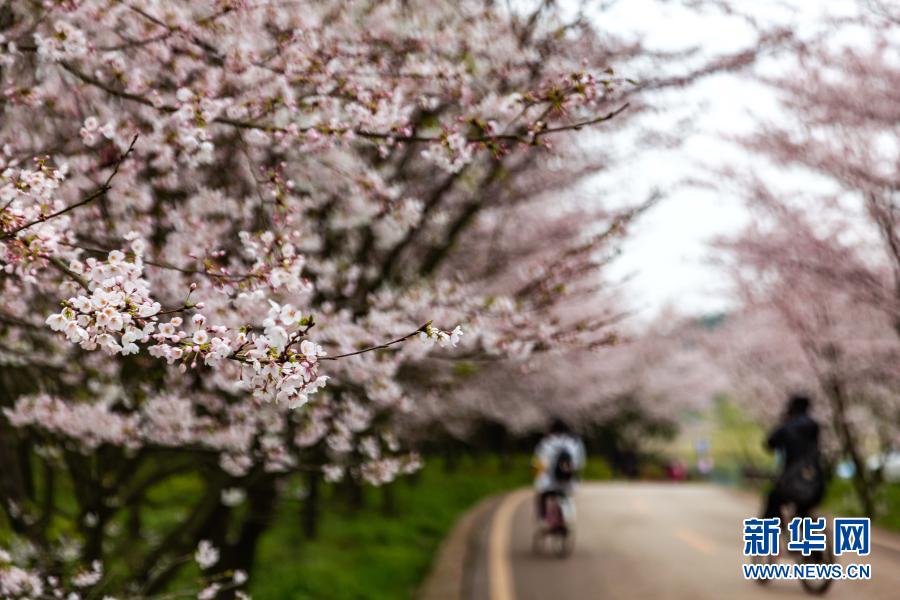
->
[824, 478, 900, 532]
[251, 454, 531, 600]
[252, 453, 612, 599]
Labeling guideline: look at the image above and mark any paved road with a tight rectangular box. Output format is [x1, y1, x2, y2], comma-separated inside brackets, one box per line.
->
[474, 483, 900, 600]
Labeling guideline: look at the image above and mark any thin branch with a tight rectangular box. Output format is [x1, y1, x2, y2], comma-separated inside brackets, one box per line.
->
[2, 136, 139, 240]
[318, 323, 431, 361]
[46, 256, 89, 291]
[59, 241, 259, 282]
[526, 103, 630, 142]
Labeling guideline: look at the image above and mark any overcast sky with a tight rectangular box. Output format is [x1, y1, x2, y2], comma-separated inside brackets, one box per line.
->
[577, 0, 857, 318]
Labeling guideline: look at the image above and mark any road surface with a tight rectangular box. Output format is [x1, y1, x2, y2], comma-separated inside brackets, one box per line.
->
[466, 483, 900, 600]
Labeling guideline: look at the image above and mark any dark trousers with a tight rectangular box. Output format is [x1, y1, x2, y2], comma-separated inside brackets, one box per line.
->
[763, 486, 821, 521]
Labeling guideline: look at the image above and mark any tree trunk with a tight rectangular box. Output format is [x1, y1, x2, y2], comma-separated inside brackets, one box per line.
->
[442, 445, 460, 473]
[340, 477, 366, 510]
[380, 482, 396, 517]
[0, 426, 29, 533]
[826, 376, 876, 516]
[302, 470, 320, 539]
[225, 476, 279, 585]
[139, 482, 227, 594]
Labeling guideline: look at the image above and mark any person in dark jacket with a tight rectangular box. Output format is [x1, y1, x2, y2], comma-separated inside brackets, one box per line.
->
[763, 394, 825, 520]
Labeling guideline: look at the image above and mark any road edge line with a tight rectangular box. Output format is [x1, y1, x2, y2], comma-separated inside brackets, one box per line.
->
[489, 489, 530, 600]
[417, 493, 501, 600]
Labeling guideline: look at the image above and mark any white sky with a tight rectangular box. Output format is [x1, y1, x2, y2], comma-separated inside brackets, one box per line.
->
[578, 0, 859, 318]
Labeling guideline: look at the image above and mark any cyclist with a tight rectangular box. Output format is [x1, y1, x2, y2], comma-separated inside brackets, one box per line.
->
[763, 394, 826, 521]
[534, 418, 586, 524]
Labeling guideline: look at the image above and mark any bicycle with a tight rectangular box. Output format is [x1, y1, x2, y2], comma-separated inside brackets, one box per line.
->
[750, 505, 836, 595]
[532, 491, 574, 558]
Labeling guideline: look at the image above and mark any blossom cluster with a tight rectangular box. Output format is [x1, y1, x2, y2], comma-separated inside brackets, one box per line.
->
[45, 250, 161, 354]
[0, 159, 74, 277]
[235, 301, 329, 409]
[421, 132, 474, 173]
[420, 323, 465, 348]
[34, 21, 89, 62]
[0, 552, 104, 599]
[0, 0, 634, 592]
[0, 543, 250, 600]
[41, 250, 344, 409]
[0, 549, 43, 599]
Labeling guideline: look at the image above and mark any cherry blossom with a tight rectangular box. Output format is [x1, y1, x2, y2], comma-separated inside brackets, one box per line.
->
[710, 2, 900, 516]
[0, 0, 772, 594]
[195, 541, 220, 570]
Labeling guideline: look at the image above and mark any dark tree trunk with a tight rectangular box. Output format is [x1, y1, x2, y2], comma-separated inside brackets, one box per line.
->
[140, 482, 228, 594]
[0, 426, 29, 533]
[442, 445, 460, 473]
[302, 470, 320, 539]
[225, 476, 279, 583]
[339, 477, 366, 510]
[826, 376, 876, 517]
[380, 482, 396, 517]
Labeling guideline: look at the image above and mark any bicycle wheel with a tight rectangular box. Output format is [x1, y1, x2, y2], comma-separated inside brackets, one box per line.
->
[555, 527, 574, 558]
[799, 536, 835, 595]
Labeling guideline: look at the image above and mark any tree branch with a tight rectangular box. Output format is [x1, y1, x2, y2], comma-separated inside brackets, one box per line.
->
[2, 135, 139, 240]
[60, 61, 628, 146]
[319, 323, 431, 361]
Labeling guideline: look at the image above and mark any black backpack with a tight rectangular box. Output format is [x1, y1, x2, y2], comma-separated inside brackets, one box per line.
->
[553, 449, 575, 482]
[776, 455, 824, 506]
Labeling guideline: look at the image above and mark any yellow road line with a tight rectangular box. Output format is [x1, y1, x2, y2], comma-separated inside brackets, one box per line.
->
[673, 528, 716, 555]
[489, 489, 531, 600]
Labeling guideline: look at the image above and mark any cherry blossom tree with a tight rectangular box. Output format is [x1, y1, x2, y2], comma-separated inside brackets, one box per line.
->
[0, 0, 792, 595]
[0, 0, 647, 593]
[713, 229, 900, 516]
[705, 0, 900, 516]
[736, 0, 899, 327]
[1, 538, 251, 600]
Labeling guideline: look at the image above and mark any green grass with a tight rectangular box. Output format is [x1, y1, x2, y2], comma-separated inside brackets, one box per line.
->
[582, 456, 614, 481]
[823, 478, 900, 532]
[0, 452, 609, 599]
[251, 455, 528, 600]
[252, 453, 612, 600]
